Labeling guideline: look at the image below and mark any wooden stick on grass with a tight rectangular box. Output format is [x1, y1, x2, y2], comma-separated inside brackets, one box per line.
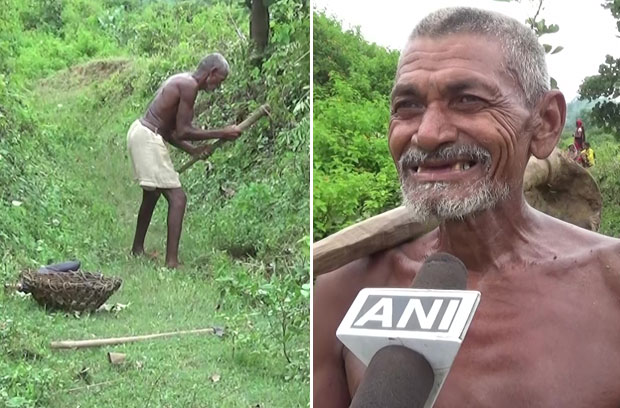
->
[51, 328, 216, 349]
[64, 379, 122, 393]
[178, 103, 271, 174]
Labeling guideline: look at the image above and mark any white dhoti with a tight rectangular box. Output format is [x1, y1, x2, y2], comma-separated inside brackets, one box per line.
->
[126, 119, 181, 190]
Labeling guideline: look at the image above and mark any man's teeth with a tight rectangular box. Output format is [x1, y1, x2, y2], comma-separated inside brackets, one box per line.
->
[452, 162, 471, 171]
[416, 162, 473, 173]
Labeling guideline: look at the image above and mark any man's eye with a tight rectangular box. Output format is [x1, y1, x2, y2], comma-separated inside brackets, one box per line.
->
[393, 101, 424, 117]
[458, 95, 484, 104]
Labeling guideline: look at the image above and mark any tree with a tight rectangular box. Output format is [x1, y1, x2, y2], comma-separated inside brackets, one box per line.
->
[495, 0, 563, 88]
[246, 0, 270, 54]
[579, 0, 620, 135]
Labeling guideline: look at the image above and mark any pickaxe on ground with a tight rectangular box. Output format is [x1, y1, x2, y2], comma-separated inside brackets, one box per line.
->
[177, 103, 271, 174]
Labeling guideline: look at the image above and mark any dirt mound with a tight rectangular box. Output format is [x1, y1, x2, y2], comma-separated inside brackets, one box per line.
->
[39, 58, 132, 90]
[524, 148, 601, 231]
[69, 58, 131, 79]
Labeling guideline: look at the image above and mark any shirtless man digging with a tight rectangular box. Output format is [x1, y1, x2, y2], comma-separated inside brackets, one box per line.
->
[127, 53, 240, 268]
[313, 7, 620, 407]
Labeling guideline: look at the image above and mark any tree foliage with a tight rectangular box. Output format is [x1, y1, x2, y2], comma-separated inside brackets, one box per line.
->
[495, 0, 563, 88]
[579, 0, 620, 136]
[313, 13, 400, 240]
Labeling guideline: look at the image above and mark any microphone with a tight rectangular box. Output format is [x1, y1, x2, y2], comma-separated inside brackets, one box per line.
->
[337, 253, 480, 408]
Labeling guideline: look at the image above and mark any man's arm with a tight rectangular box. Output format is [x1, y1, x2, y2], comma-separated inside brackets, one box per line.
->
[168, 129, 214, 157]
[169, 137, 198, 155]
[314, 262, 366, 408]
[172, 82, 240, 142]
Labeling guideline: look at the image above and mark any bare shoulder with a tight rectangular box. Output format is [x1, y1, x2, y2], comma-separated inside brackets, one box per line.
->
[536, 209, 620, 254]
[162, 73, 197, 96]
[580, 227, 620, 289]
[314, 257, 373, 317]
[316, 227, 439, 293]
[315, 243, 421, 293]
[313, 247, 410, 336]
[313, 258, 370, 408]
[314, 237, 431, 321]
[313, 251, 406, 408]
[535, 210, 620, 289]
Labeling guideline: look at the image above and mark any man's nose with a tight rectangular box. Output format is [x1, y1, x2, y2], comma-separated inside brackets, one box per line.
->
[412, 104, 456, 151]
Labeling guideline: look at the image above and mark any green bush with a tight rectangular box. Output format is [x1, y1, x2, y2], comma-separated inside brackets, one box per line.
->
[587, 131, 620, 237]
[313, 12, 400, 240]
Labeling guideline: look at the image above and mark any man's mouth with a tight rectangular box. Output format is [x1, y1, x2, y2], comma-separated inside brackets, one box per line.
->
[398, 145, 492, 183]
[413, 159, 478, 174]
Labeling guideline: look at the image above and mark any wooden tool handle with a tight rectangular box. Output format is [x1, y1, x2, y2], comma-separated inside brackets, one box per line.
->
[237, 103, 271, 131]
[178, 104, 270, 174]
[50, 328, 216, 349]
[313, 207, 438, 277]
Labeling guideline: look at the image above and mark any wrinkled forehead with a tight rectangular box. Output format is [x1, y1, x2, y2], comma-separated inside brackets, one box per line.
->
[395, 34, 522, 100]
[397, 34, 507, 80]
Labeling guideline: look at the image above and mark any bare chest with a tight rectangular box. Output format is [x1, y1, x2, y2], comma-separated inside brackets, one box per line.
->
[144, 100, 179, 135]
[344, 283, 620, 407]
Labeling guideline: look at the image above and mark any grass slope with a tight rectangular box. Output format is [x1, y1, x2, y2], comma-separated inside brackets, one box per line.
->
[1, 59, 308, 408]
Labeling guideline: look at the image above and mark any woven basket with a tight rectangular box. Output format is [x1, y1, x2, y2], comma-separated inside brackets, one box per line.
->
[20, 270, 122, 312]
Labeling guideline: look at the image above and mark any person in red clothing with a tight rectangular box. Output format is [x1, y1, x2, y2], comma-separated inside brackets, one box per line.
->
[574, 118, 586, 151]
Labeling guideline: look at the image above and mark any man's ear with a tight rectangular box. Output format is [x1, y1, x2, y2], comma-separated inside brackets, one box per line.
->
[530, 90, 566, 159]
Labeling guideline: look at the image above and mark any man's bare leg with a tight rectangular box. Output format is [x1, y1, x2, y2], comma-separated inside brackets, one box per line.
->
[131, 189, 161, 256]
[161, 188, 187, 268]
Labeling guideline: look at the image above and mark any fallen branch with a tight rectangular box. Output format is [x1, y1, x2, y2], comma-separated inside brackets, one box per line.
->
[51, 327, 216, 349]
[145, 370, 166, 408]
[178, 104, 271, 174]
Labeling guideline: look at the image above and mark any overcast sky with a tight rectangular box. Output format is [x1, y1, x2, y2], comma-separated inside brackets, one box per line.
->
[313, 0, 620, 102]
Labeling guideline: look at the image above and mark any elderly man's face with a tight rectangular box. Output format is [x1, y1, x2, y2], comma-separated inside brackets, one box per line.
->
[388, 34, 532, 221]
[205, 70, 227, 91]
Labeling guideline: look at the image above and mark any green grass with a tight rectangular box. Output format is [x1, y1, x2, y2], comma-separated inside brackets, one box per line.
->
[1, 58, 309, 408]
[589, 137, 620, 238]
[4, 260, 302, 407]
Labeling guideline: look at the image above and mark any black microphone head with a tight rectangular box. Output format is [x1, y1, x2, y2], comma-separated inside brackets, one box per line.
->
[350, 345, 434, 408]
[412, 252, 468, 290]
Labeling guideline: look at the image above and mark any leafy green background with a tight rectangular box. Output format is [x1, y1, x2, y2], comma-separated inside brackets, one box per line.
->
[313, 13, 400, 240]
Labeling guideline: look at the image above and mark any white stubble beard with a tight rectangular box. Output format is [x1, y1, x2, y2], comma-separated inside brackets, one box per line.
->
[398, 145, 510, 222]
